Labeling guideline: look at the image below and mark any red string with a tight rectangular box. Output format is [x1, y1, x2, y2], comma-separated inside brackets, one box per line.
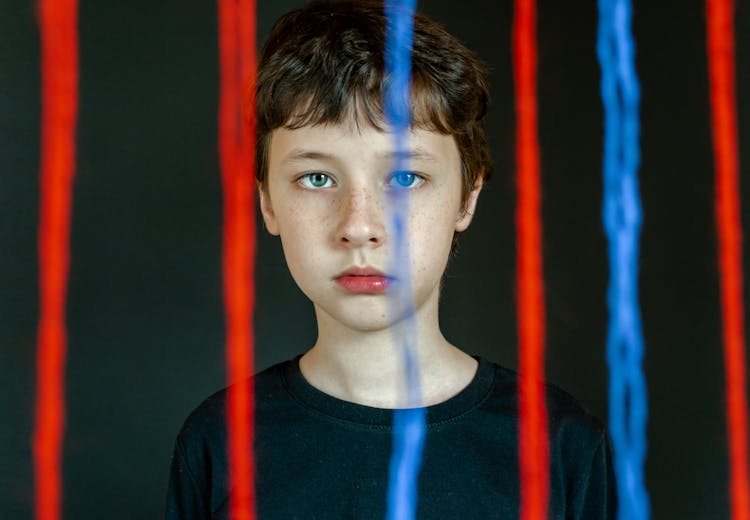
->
[513, 0, 549, 518]
[33, 1, 78, 519]
[218, 1, 257, 519]
[707, 1, 750, 518]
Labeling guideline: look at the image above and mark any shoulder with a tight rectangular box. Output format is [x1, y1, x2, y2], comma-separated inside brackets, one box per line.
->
[177, 386, 227, 442]
[167, 360, 293, 515]
[487, 360, 607, 446]
[486, 360, 614, 511]
[176, 359, 291, 445]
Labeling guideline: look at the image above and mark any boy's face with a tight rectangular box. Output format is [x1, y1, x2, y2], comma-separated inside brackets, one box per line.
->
[259, 122, 482, 333]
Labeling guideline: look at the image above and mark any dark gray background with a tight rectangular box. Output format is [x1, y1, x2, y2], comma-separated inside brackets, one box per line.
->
[2, 0, 749, 518]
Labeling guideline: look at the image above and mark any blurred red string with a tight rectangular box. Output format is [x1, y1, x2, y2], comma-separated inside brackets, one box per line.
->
[33, 1, 78, 519]
[218, 0, 257, 519]
[513, 0, 550, 518]
[707, 1, 750, 518]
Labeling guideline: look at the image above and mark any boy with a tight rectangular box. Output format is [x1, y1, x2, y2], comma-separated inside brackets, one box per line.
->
[166, 1, 615, 518]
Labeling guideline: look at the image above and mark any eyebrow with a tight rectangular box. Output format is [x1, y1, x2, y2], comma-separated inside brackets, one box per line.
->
[384, 147, 439, 163]
[282, 149, 338, 163]
[281, 146, 439, 164]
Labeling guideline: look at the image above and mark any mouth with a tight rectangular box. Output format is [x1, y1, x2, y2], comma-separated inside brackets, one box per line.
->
[334, 267, 394, 294]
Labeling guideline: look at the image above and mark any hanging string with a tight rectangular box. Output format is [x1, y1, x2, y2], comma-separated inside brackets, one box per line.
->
[33, 0, 79, 519]
[512, 0, 550, 518]
[383, 1, 426, 519]
[596, 1, 650, 518]
[706, 0, 750, 518]
[217, 1, 257, 519]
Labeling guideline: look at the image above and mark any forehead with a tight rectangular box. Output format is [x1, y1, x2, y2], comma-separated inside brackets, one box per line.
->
[268, 122, 460, 171]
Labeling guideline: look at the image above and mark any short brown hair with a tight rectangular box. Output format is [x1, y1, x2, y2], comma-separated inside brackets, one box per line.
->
[255, 0, 493, 249]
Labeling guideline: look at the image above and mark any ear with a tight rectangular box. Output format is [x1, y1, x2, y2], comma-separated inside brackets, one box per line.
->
[258, 182, 280, 236]
[455, 174, 484, 232]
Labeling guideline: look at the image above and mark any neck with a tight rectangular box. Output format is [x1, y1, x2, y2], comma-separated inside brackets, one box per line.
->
[299, 300, 477, 408]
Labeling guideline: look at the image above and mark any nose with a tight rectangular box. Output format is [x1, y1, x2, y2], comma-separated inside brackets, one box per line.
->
[335, 186, 386, 248]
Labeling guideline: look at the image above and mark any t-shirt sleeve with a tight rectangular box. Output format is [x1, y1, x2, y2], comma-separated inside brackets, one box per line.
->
[165, 437, 211, 520]
[571, 431, 617, 519]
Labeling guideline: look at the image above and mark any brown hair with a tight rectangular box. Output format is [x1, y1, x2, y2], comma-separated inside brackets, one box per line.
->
[255, 0, 493, 249]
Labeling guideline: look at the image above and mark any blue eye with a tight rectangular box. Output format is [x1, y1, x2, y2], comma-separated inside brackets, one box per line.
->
[389, 170, 422, 189]
[299, 172, 333, 189]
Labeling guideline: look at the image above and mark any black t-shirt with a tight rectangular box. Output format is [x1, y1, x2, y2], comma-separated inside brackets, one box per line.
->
[166, 356, 616, 519]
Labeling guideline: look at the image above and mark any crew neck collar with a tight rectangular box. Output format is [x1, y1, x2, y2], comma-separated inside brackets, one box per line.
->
[281, 355, 495, 428]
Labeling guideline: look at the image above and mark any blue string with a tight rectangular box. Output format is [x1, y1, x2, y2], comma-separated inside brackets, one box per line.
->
[596, 1, 650, 519]
[383, 1, 426, 520]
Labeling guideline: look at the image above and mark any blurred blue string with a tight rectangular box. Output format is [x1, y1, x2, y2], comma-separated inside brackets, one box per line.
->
[383, 1, 426, 520]
[596, 1, 650, 519]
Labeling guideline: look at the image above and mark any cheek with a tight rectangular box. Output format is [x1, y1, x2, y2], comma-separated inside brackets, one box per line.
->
[407, 197, 458, 267]
[280, 225, 314, 267]
[279, 231, 323, 301]
[276, 202, 329, 279]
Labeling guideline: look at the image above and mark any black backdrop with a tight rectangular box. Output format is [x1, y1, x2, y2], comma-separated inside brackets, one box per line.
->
[2, 0, 749, 518]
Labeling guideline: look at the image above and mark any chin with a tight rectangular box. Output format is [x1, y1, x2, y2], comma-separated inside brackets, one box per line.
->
[313, 300, 395, 333]
[344, 306, 423, 334]
[339, 310, 395, 333]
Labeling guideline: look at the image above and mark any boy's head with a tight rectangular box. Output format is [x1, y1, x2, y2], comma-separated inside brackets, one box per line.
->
[255, 0, 493, 253]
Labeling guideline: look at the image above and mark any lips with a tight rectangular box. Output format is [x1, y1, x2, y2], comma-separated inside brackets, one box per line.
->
[334, 267, 393, 294]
